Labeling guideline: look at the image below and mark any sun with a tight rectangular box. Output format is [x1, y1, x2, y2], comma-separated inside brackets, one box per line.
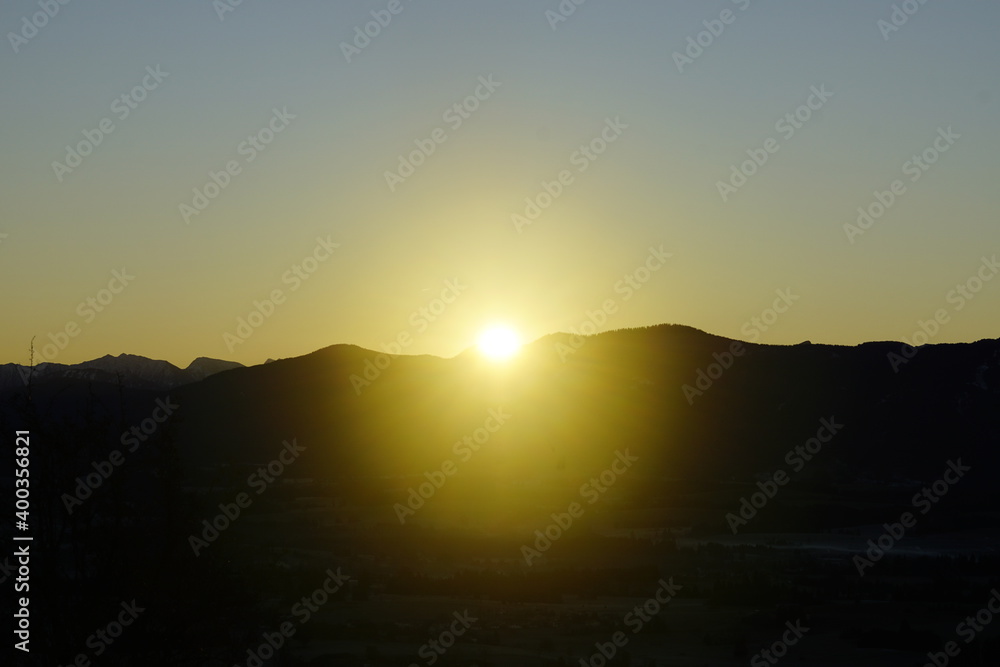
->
[476, 326, 522, 361]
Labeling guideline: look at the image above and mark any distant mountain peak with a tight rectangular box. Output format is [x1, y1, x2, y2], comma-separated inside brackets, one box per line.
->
[0, 353, 243, 391]
[184, 357, 245, 381]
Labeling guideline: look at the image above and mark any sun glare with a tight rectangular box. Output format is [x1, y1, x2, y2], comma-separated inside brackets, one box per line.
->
[477, 326, 522, 361]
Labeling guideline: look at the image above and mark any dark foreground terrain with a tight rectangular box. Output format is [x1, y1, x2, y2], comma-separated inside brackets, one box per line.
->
[2, 325, 999, 666]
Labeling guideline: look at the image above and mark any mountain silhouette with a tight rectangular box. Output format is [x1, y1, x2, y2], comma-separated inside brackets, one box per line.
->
[0, 352, 243, 391]
[154, 324, 1000, 505]
[4, 323, 999, 664]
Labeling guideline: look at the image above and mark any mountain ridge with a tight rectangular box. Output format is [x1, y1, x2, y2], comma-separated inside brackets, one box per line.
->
[2, 324, 998, 531]
[0, 352, 244, 391]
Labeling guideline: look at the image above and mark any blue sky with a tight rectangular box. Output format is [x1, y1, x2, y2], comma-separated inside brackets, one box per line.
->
[1, 0, 997, 365]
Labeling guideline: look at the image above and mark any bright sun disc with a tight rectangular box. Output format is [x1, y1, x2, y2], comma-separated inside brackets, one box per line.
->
[477, 326, 522, 361]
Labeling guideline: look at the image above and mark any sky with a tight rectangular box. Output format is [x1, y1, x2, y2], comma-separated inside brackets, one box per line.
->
[1, 0, 998, 367]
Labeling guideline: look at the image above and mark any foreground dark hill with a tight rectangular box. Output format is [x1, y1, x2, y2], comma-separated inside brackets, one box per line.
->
[5, 323, 998, 512]
[4, 324, 1000, 666]
[168, 324, 1000, 504]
